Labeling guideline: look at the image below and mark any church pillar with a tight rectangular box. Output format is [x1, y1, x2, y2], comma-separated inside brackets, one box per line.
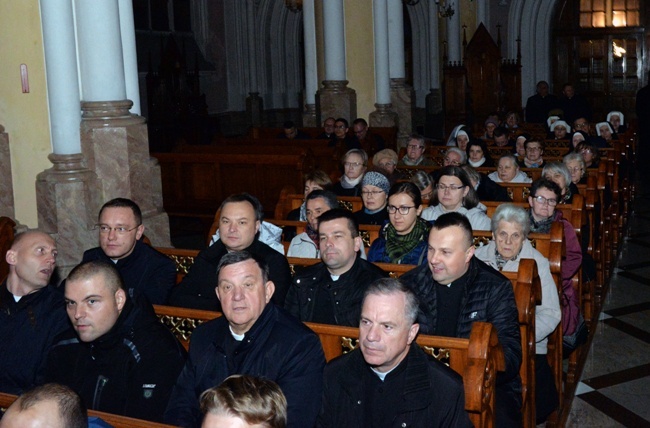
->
[245, 0, 262, 126]
[387, 0, 413, 148]
[369, 0, 398, 131]
[426, 1, 444, 139]
[118, 0, 141, 115]
[302, 0, 318, 127]
[76, 0, 171, 247]
[0, 125, 15, 219]
[446, 6, 461, 63]
[317, 0, 357, 122]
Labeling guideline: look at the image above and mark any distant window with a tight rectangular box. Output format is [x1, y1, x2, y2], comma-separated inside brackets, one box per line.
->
[579, 0, 639, 28]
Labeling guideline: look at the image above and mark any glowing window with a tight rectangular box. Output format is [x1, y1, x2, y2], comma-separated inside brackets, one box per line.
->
[579, 0, 639, 28]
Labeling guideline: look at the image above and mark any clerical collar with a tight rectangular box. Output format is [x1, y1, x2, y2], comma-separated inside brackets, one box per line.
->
[229, 325, 245, 341]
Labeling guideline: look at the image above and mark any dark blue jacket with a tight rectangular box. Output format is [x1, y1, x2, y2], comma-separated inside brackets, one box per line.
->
[367, 221, 429, 265]
[164, 304, 325, 428]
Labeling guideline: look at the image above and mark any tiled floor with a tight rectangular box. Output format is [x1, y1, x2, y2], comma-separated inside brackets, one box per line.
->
[566, 192, 650, 427]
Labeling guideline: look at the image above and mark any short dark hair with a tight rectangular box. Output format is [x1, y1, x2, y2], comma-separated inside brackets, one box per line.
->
[352, 118, 368, 127]
[316, 208, 359, 238]
[466, 138, 490, 158]
[493, 127, 509, 139]
[98, 198, 142, 224]
[303, 170, 333, 190]
[219, 193, 265, 222]
[217, 251, 270, 284]
[67, 260, 124, 293]
[388, 182, 422, 208]
[363, 278, 420, 325]
[283, 120, 296, 129]
[335, 117, 349, 128]
[12, 384, 87, 428]
[530, 178, 562, 202]
[431, 166, 480, 209]
[524, 138, 545, 150]
[306, 190, 339, 209]
[431, 212, 473, 248]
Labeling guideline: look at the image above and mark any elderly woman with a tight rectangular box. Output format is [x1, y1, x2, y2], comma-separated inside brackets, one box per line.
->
[504, 111, 520, 130]
[542, 162, 578, 204]
[410, 170, 434, 202]
[372, 148, 402, 184]
[475, 203, 561, 423]
[549, 120, 570, 140]
[518, 139, 545, 168]
[595, 121, 616, 143]
[421, 166, 491, 230]
[467, 139, 494, 167]
[446, 125, 472, 151]
[569, 130, 588, 149]
[443, 147, 467, 167]
[367, 182, 430, 265]
[528, 179, 585, 354]
[488, 154, 532, 183]
[333, 149, 367, 197]
[575, 141, 600, 169]
[514, 133, 529, 158]
[563, 152, 587, 185]
[607, 110, 627, 134]
[353, 171, 390, 225]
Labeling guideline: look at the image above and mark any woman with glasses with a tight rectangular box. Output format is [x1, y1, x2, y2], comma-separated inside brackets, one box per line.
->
[528, 179, 586, 355]
[475, 203, 561, 423]
[367, 182, 430, 265]
[353, 171, 390, 225]
[421, 166, 491, 230]
[518, 139, 545, 168]
[333, 149, 367, 197]
[542, 162, 578, 204]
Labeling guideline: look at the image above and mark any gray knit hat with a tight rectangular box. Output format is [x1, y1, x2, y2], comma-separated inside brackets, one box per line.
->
[362, 171, 390, 194]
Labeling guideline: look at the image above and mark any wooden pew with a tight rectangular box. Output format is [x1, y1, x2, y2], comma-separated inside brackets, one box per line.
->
[153, 304, 502, 428]
[0, 392, 176, 428]
[248, 126, 399, 151]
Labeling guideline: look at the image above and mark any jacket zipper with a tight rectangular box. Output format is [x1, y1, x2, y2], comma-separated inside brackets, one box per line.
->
[93, 375, 109, 409]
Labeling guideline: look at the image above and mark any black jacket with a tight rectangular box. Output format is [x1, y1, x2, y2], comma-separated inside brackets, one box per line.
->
[285, 258, 387, 326]
[477, 172, 512, 202]
[168, 239, 292, 310]
[0, 282, 68, 394]
[82, 240, 176, 305]
[317, 343, 472, 428]
[44, 297, 186, 422]
[164, 304, 325, 428]
[353, 208, 389, 226]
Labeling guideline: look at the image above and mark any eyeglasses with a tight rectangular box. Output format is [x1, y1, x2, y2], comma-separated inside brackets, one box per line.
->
[335, 125, 347, 130]
[387, 205, 416, 215]
[532, 196, 558, 206]
[443, 157, 460, 165]
[95, 224, 140, 234]
[567, 166, 584, 174]
[436, 184, 465, 191]
[526, 146, 542, 152]
[344, 162, 364, 169]
[361, 190, 384, 196]
[574, 122, 588, 129]
[407, 144, 424, 150]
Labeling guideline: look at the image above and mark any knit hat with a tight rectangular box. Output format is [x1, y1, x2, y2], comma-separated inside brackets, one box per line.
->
[372, 149, 398, 166]
[362, 171, 390, 194]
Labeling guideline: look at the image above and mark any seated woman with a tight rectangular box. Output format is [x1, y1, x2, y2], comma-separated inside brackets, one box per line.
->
[372, 148, 402, 184]
[482, 117, 499, 141]
[410, 170, 434, 203]
[367, 182, 430, 265]
[607, 110, 627, 134]
[474, 203, 561, 424]
[446, 124, 471, 151]
[333, 149, 367, 197]
[595, 121, 617, 143]
[353, 171, 390, 225]
[518, 139, 545, 168]
[563, 152, 587, 186]
[542, 162, 578, 204]
[466, 139, 495, 168]
[287, 170, 333, 222]
[575, 141, 600, 169]
[443, 147, 467, 166]
[461, 164, 511, 202]
[488, 154, 532, 183]
[504, 111, 520, 131]
[514, 133, 530, 158]
[421, 166, 491, 230]
[549, 120, 570, 140]
[287, 190, 338, 258]
[528, 179, 586, 355]
[570, 130, 588, 149]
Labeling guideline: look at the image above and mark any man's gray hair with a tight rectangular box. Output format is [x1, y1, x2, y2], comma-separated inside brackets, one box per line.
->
[363, 278, 420, 325]
[491, 203, 530, 237]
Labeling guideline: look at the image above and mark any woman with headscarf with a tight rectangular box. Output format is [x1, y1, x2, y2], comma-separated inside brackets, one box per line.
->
[353, 171, 390, 226]
[607, 111, 627, 134]
[446, 124, 472, 151]
[595, 121, 617, 143]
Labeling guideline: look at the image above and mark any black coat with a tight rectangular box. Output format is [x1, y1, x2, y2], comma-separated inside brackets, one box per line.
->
[82, 240, 176, 305]
[285, 257, 387, 326]
[44, 297, 186, 422]
[317, 343, 472, 428]
[168, 239, 291, 310]
[476, 172, 511, 202]
[164, 304, 325, 428]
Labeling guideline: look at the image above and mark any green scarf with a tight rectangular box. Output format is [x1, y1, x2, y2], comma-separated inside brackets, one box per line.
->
[384, 218, 430, 263]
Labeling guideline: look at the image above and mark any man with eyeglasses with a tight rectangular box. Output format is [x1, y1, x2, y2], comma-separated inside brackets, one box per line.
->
[328, 118, 360, 154]
[400, 212, 522, 427]
[398, 134, 435, 166]
[81, 198, 175, 305]
[285, 209, 387, 326]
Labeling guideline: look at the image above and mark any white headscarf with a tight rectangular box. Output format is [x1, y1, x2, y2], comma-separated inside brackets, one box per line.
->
[607, 111, 624, 125]
[446, 124, 466, 146]
[547, 116, 560, 128]
[595, 122, 613, 136]
[550, 120, 570, 132]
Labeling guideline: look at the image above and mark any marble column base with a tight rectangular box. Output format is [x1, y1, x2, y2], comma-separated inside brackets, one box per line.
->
[0, 125, 16, 219]
[302, 103, 318, 127]
[316, 80, 357, 123]
[246, 92, 263, 127]
[390, 78, 416, 149]
[36, 153, 100, 276]
[369, 103, 398, 131]
[80, 100, 171, 247]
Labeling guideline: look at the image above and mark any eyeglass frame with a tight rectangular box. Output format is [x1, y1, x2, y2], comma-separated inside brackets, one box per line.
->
[531, 195, 558, 206]
[343, 161, 365, 169]
[435, 184, 466, 192]
[361, 190, 385, 196]
[386, 205, 416, 215]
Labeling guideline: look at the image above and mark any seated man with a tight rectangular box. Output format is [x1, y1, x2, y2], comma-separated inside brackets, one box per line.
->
[0, 383, 87, 428]
[286, 209, 385, 326]
[400, 213, 522, 427]
[492, 127, 513, 148]
[398, 134, 435, 166]
[44, 260, 186, 423]
[287, 189, 338, 258]
[352, 118, 385, 157]
[164, 251, 325, 428]
[82, 198, 176, 305]
[0, 231, 68, 395]
[168, 193, 292, 310]
[318, 278, 472, 427]
[278, 120, 310, 140]
[200, 375, 287, 428]
[316, 116, 336, 140]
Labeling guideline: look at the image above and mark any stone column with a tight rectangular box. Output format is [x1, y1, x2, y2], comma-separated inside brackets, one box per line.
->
[76, 0, 171, 247]
[425, 1, 444, 138]
[369, 0, 398, 130]
[245, 0, 262, 126]
[0, 125, 15, 219]
[317, 0, 357, 122]
[302, 0, 318, 127]
[477, 0, 487, 26]
[118, 0, 141, 115]
[446, 6, 461, 63]
[387, 0, 413, 147]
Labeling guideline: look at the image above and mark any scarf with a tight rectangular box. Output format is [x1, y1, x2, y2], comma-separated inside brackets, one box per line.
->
[469, 157, 486, 167]
[306, 223, 319, 246]
[400, 156, 423, 166]
[494, 246, 521, 270]
[523, 158, 542, 168]
[560, 188, 572, 204]
[299, 202, 307, 221]
[340, 174, 363, 189]
[528, 209, 554, 234]
[384, 218, 430, 263]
